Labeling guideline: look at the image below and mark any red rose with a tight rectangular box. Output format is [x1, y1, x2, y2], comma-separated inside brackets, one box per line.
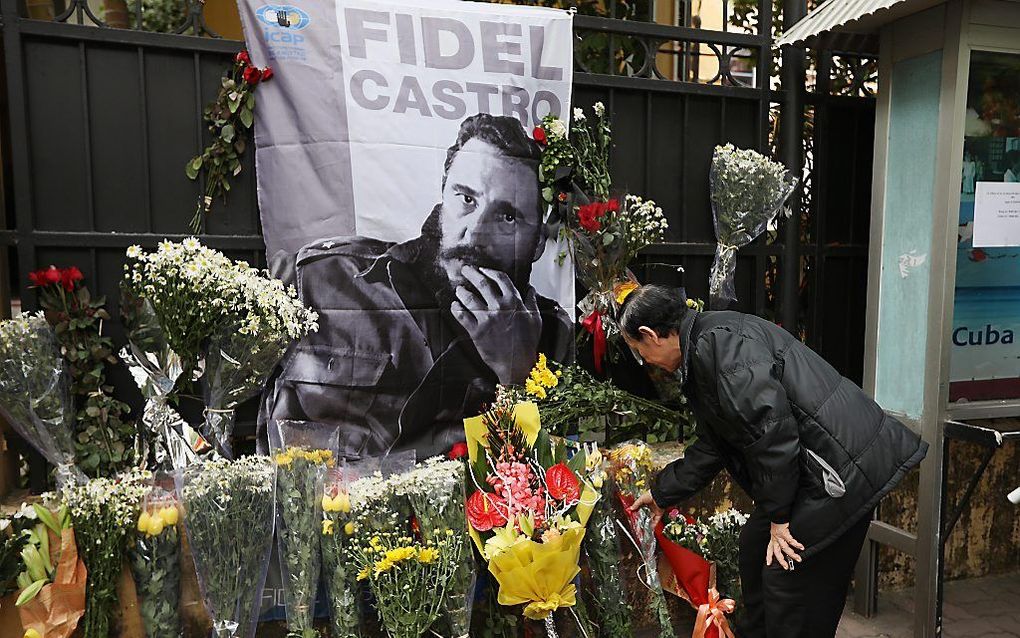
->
[447, 441, 469, 460]
[261, 66, 274, 82]
[242, 66, 263, 85]
[577, 202, 607, 233]
[466, 490, 507, 532]
[532, 126, 547, 145]
[685, 513, 696, 525]
[545, 463, 580, 503]
[42, 266, 62, 286]
[235, 50, 251, 66]
[60, 266, 83, 292]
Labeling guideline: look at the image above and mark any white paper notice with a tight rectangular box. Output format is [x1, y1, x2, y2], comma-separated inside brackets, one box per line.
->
[973, 181, 1020, 247]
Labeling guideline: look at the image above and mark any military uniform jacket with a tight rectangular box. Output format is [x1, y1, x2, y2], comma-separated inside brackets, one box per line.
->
[266, 232, 572, 459]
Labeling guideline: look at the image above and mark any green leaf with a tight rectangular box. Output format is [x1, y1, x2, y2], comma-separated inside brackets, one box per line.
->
[239, 108, 253, 129]
[246, 92, 255, 109]
[16, 579, 46, 607]
[602, 232, 615, 246]
[221, 124, 236, 143]
[186, 161, 200, 180]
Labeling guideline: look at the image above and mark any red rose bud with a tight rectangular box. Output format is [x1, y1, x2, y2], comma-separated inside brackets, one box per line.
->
[465, 490, 507, 532]
[242, 66, 262, 85]
[546, 463, 580, 503]
[235, 50, 251, 66]
[533, 126, 547, 145]
[447, 441, 469, 460]
[260, 66, 274, 82]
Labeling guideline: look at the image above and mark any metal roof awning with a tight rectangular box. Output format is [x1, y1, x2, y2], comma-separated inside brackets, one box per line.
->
[775, 0, 944, 50]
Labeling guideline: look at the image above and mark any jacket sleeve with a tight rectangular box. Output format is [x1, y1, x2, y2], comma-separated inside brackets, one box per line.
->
[715, 336, 800, 524]
[650, 435, 726, 509]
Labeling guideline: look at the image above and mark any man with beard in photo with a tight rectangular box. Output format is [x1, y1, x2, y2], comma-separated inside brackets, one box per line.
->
[264, 113, 572, 458]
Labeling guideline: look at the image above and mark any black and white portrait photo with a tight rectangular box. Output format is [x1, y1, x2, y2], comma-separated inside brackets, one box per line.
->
[264, 114, 572, 457]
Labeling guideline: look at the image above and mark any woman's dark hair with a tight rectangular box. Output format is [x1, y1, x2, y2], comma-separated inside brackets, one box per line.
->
[619, 284, 690, 339]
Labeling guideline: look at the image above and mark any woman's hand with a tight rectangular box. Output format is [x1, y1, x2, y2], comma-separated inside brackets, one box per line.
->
[767, 522, 804, 570]
[629, 491, 665, 527]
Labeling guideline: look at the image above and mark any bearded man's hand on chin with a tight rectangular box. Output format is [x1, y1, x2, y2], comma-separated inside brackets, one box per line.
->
[450, 264, 542, 384]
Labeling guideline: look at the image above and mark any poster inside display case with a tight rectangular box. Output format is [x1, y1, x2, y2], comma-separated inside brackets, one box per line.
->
[950, 50, 1020, 403]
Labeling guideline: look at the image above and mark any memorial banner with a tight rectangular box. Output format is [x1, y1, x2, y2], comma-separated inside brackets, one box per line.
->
[238, 0, 575, 457]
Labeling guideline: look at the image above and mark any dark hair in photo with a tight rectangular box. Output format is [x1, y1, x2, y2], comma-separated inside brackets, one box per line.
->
[619, 284, 691, 339]
[443, 114, 543, 189]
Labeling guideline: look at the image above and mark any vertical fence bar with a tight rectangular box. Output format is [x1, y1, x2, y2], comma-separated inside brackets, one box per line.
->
[778, 0, 805, 334]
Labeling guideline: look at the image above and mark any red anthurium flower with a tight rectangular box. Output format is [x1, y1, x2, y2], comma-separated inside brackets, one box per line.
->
[546, 463, 580, 503]
[466, 490, 507, 532]
[261, 66, 274, 82]
[242, 66, 263, 85]
[447, 441, 469, 460]
[532, 126, 547, 145]
[235, 50, 251, 66]
[60, 266, 83, 292]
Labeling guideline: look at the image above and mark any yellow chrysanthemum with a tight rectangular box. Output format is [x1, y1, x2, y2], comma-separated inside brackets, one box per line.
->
[345, 522, 356, 535]
[322, 519, 335, 536]
[357, 565, 372, 581]
[384, 546, 416, 564]
[417, 548, 439, 564]
[275, 453, 293, 468]
[374, 558, 395, 575]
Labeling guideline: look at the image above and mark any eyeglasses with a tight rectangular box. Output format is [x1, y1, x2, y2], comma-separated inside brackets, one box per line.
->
[626, 344, 644, 366]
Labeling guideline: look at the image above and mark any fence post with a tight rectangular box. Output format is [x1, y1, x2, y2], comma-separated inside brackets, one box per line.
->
[779, 0, 806, 334]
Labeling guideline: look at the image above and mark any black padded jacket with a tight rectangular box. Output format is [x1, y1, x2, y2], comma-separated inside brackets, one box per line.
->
[650, 310, 928, 558]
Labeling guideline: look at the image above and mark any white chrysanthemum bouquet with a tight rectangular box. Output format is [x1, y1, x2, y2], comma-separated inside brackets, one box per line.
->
[120, 238, 318, 464]
[708, 144, 797, 309]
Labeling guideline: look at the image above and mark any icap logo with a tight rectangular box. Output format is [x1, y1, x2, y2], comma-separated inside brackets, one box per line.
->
[256, 5, 311, 30]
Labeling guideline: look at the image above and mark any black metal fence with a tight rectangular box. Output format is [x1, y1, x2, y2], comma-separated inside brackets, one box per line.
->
[0, 0, 876, 457]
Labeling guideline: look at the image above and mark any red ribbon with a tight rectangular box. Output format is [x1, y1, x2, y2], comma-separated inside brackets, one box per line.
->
[581, 310, 607, 374]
